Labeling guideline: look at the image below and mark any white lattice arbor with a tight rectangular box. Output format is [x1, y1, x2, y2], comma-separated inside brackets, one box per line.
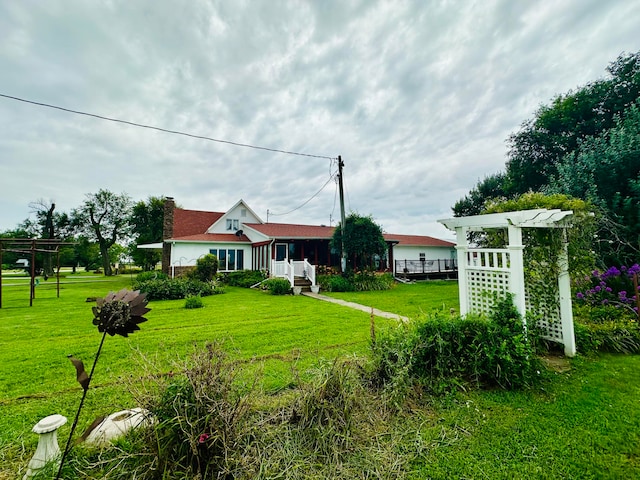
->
[439, 209, 576, 356]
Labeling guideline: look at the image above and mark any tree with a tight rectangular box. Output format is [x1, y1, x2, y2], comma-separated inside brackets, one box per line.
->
[331, 213, 387, 272]
[505, 52, 640, 196]
[129, 196, 164, 271]
[454, 51, 640, 217]
[453, 172, 509, 217]
[548, 101, 640, 264]
[28, 199, 74, 275]
[72, 190, 132, 276]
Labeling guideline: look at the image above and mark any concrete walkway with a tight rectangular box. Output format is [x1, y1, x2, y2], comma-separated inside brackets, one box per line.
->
[302, 291, 409, 322]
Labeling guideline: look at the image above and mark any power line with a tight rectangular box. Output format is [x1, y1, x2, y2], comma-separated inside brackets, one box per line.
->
[269, 172, 337, 218]
[0, 93, 336, 160]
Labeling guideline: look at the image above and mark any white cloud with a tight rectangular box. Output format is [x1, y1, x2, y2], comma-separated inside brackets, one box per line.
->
[1, 0, 639, 238]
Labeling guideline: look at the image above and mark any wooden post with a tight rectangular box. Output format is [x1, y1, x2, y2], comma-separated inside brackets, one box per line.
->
[30, 240, 36, 306]
[557, 234, 576, 356]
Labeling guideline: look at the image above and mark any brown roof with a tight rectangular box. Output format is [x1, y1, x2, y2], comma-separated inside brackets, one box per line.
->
[170, 233, 251, 243]
[383, 233, 455, 247]
[244, 222, 336, 239]
[173, 209, 223, 237]
[169, 208, 453, 247]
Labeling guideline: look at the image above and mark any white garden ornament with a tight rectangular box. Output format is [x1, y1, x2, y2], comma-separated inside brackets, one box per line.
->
[439, 209, 576, 356]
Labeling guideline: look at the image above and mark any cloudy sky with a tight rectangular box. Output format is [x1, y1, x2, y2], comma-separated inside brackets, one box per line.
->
[1, 0, 638, 240]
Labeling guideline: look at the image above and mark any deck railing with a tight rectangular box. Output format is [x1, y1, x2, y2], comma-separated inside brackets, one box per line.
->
[395, 258, 458, 275]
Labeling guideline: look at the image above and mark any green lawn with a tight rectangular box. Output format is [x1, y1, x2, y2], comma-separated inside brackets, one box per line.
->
[324, 280, 460, 318]
[1, 276, 639, 478]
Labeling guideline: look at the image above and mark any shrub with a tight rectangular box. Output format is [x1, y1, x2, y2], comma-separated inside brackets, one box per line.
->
[185, 295, 204, 309]
[353, 271, 394, 291]
[134, 278, 221, 300]
[139, 343, 256, 477]
[135, 271, 168, 283]
[263, 278, 291, 295]
[223, 269, 266, 288]
[574, 319, 640, 354]
[318, 274, 355, 292]
[371, 295, 542, 395]
[187, 254, 218, 282]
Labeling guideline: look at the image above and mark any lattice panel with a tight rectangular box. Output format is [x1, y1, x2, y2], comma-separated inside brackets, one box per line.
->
[466, 270, 511, 315]
[526, 279, 563, 343]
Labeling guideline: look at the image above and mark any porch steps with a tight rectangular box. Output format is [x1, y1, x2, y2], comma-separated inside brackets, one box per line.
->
[293, 277, 313, 292]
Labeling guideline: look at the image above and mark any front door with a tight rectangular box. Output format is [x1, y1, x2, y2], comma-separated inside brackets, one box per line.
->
[275, 243, 288, 262]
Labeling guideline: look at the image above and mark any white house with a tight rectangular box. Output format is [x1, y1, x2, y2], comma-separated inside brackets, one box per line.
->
[160, 198, 456, 281]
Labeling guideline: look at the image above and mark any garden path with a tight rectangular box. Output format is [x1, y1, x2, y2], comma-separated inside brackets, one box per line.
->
[302, 291, 409, 322]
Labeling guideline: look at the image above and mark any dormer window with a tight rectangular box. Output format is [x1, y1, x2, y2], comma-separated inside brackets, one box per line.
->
[226, 219, 239, 231]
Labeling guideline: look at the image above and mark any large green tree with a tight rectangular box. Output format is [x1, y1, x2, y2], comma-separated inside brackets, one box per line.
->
[72, 190, 132, 276]
[548, 101, 640, 264]
[454, 51, 640, 218]
[129, 196, 165, 271]
[331, 213, 387, 272]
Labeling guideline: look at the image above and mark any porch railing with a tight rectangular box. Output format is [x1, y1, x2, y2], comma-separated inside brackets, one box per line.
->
[271, 259, 316, 287]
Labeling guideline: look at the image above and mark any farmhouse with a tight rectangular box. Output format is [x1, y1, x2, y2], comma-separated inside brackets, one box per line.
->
[160, 197, 456, 281]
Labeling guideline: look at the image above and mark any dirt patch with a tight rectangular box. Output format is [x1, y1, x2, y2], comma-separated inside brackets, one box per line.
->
[541, 355, 572, 373]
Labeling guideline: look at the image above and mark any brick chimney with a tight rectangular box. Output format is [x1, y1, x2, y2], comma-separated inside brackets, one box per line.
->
[162, 197, 175, 275]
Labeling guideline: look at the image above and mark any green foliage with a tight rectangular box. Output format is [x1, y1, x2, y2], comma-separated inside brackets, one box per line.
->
[574, 319, 640, 354]
[453, 51, 640, 265]
[319, 272, 394, 292]
[72, 189, 133, 276]
[134, 277, 220, 300]
[371, 296, 542, 395]
[318, 274, 355, 292]
[134, 270, 169, 282]
[187, 254, 219, 282]
[353, 271, 394, 291]
[222, 269, 266, 287]
[184, 295, 204, 309]
[263, 278, 291, 295]
[331, 213, 387, 271]
[483, 192, 597, 280]
[129, 196, 164, 271]
[549, 101, 640, 264]
[140, 344, 255, 477]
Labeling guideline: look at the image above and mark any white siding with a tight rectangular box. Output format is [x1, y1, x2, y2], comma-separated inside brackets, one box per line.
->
[170, 242, 252, 271]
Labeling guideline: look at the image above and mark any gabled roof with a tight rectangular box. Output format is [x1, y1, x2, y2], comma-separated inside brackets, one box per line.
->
[383, 233, 455, 247]
[244, 222, 335, 239]
[173, 209, 224, 237]
[169, 233, 251, 243]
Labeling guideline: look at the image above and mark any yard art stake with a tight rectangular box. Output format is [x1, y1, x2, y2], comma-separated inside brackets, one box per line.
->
[55, 289, 150, 479]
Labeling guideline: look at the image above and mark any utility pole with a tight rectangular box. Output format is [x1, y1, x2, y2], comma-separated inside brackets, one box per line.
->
[338, 155, 347, 273]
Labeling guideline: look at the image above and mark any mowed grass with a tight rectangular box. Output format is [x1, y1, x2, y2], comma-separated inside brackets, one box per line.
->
[2, 276, 640, 478]
[1, 273, 416, 473]
[324, 280, 460, 318]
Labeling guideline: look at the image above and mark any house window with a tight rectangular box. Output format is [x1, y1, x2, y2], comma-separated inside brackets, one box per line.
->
[209, 248, 244, 271]
[226, 219, 239, 231]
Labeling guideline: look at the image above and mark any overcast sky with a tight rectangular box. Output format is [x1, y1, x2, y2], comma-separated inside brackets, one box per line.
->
[1, 1, 638, 240]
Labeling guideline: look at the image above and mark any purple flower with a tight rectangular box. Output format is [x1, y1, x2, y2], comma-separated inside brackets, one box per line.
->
[576, 292, 585, 300]
[602, 299, 609, 305]
[605, 287, 613, 293]
[619, 291, 628, 299]
[595, 286, 601, 292]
